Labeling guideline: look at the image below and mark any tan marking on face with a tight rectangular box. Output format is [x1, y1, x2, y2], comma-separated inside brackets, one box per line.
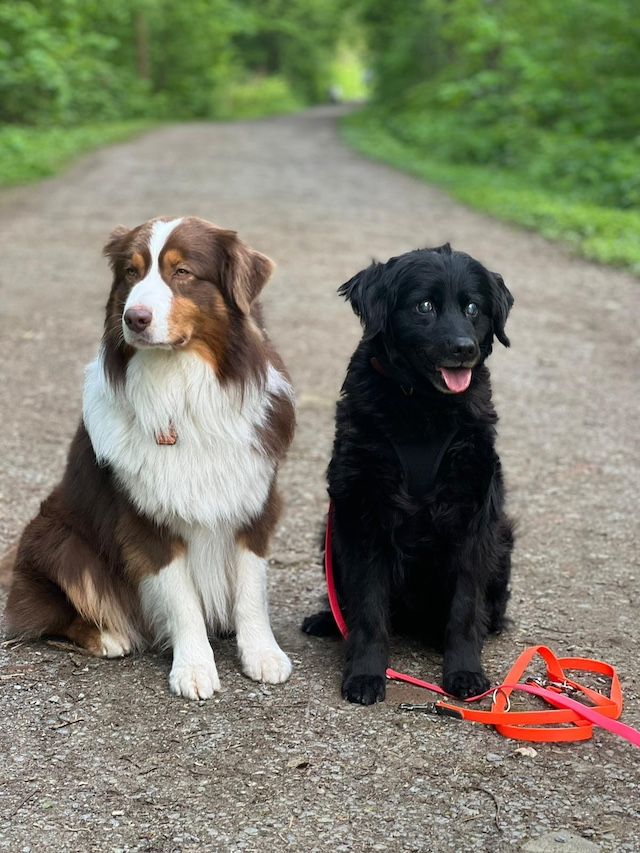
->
[131, 252, 146, 274]
[163, 249, 185, 274]
[168, 293, 229, 373]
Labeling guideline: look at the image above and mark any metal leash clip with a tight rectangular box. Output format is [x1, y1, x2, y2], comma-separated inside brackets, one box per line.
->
[492, 687, 511, 712]
[526, 676, 579, 696]
[398, 702, 463, 719]
[399, 702, 439, 713]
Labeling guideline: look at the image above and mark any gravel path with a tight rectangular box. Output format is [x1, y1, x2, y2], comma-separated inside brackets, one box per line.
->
[0, 107, 638, 852]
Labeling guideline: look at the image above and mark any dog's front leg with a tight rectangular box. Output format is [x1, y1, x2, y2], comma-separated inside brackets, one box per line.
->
[334, 505, 391, 705]
[234, 547, 292, 684]
[140, 557, 220, 700]
[442, 545, 490, 699]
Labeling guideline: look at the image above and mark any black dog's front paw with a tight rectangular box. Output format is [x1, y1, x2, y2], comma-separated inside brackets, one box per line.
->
[342, 673, 386, 705]
[443, 669, 490, 699]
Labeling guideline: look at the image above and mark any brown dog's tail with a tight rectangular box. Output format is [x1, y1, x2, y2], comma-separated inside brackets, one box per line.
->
[0, 544, 17, 590]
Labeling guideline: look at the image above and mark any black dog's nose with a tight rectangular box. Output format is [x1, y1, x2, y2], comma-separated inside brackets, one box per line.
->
[124, 307, 152, 332]
[450, 336, 478, 360]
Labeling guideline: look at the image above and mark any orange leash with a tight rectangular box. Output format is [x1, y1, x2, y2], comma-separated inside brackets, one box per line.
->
[324, 504, 640, 747]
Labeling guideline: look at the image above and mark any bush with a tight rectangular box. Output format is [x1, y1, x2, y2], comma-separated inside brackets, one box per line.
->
[215, 75, 303, 119]
[0, 0, 349, 126]
[343, 111, 640, 273]
[356, 0, 640, 212]
[0, 122, 153, 186]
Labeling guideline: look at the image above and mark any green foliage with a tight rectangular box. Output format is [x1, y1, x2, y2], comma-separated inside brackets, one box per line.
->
[216, 75, 303, 119]
[330, 46, 369, 102]
[0, 0, 360, 187]
[359, 0, 640, 140]
[351, 0, 640, 270]
[0, 0, 349, 126]
[234, 0, 348, 103]
[0, 1, 151, 125]
[344, 112, 640, 273]
[0, 122, 154, 187]
[375, 107, 640, 210]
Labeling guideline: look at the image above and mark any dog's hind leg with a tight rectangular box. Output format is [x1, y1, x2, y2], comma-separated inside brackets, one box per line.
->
[5, 559, 131, 657]
[301, 608, 341, 637]
[4, 516, 135, 657]
[5, 565, 76, 641]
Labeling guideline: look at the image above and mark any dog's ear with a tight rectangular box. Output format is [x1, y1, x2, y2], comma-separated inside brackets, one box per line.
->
[217, 230, 275, 313]
[338, 261, 389, 340]
[103, 225, 130, 268]
[429, 242, 452, 255]
[488, 270, 514, 347]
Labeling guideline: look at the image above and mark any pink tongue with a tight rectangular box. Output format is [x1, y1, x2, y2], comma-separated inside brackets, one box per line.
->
[439, 367, 472, 393]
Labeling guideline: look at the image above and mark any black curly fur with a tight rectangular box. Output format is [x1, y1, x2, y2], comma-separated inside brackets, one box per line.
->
[302, 244, 515, 704]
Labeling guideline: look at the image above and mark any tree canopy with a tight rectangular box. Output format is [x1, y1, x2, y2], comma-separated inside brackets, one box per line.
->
[0, 0, 348, 125]
[357, 0, 640, 208]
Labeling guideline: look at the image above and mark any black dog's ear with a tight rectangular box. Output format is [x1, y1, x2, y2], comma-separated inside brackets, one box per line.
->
[338, 261, 389, 340]
[489, 270, 514, 347]
[430, 242, 452, 255]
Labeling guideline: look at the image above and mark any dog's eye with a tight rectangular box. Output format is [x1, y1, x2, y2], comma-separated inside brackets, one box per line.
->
[175, 268, 190, 277]
[125, 266, 138, 278]
[465, 302, 479, 318]
[416, 300, 435, 314]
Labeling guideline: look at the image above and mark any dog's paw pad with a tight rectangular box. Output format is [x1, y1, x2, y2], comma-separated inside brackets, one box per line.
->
[100, 630, 132, 658]
[169, 661, 220, 700]
[242, 647, 292, 684]
[443, 669, 490, 699]
[342, 674, 386, 705]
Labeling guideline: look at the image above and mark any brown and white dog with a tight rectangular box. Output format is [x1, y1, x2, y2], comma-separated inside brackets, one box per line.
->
[3, 216, 295, 699]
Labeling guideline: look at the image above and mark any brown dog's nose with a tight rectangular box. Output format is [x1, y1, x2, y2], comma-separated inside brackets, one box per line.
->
[124, 307, 152, 332]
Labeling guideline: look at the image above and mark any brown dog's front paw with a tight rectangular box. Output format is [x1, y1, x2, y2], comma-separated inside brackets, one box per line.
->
[342, 673, 386, 705]
[443, 669, 490, 699]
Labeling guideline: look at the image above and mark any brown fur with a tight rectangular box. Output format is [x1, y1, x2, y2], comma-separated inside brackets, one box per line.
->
[3, 216, 295, 658]
[0, 545, 17, 590]
[168, 293, 230, 375]
[237, 480, 282, 558]
[4, 424, 179, 649]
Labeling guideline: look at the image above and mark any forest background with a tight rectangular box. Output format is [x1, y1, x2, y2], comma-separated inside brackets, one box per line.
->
[2, 0, 639, 268]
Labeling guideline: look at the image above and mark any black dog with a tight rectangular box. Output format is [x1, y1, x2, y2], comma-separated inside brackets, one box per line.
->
[303, 244, 514, 704]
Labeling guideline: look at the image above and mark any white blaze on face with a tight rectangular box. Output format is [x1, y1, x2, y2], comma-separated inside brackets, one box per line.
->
[123, 218, 183, 346]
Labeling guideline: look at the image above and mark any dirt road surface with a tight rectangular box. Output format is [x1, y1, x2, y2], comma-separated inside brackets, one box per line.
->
[1, 108, 638, 852]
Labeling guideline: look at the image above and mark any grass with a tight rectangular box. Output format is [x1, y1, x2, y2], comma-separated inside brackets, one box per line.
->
[0, 73, 307, 189]
[0, 121, 156, 188]
[215, 75, 304, 120]
[343, 110, 640, 274]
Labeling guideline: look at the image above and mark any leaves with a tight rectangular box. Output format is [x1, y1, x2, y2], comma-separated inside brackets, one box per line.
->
[0, 0, 347, 125]
[355, 0, 640, 216]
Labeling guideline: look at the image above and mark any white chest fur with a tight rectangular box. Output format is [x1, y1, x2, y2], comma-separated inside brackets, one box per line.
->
[83, 349, 286, 529]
